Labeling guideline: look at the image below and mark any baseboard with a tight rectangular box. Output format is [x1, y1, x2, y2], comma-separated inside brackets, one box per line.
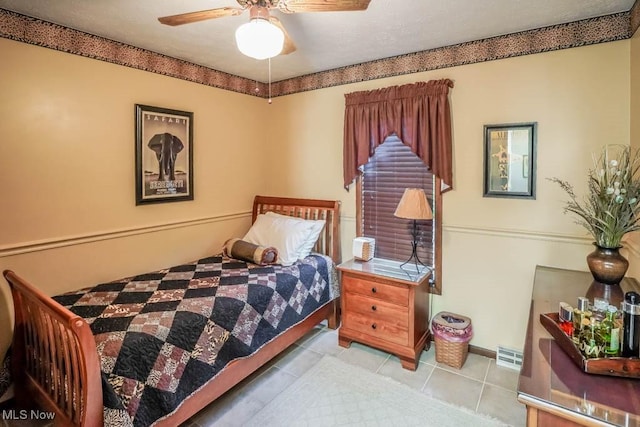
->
[468, 344, 497, 360]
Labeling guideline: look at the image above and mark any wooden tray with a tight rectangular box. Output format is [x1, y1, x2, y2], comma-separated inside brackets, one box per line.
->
[539, 312, 640, 378]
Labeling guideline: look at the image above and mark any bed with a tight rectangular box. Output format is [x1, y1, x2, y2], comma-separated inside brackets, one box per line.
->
[3, 196, 341, 427]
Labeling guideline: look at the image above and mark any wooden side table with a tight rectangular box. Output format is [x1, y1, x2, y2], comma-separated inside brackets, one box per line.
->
[337, 258, 431, 370]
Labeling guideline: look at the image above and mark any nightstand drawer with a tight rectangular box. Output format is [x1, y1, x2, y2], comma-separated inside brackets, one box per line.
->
[342, 276, 409, 306]
[344, 292, 408, 328]
[343, 311, 409, 346]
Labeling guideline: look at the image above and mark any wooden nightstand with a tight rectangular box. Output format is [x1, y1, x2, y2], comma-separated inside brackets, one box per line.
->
[337, 258, 432, 370]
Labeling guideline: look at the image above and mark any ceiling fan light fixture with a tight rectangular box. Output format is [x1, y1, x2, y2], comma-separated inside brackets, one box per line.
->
[235, 18, 284, 60]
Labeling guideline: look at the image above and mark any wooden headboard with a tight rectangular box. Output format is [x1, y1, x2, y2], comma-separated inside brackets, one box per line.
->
[252, 195, 341, 264]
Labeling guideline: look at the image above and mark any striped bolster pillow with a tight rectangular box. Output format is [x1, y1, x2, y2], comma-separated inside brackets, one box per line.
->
[223, 238, 278, 265]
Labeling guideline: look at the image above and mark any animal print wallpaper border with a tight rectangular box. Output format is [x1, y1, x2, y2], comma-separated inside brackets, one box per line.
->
[0, 7, 636, 99]
[272, 12, 631, 97]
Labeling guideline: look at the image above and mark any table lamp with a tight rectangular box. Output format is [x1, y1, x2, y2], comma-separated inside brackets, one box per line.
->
[393, 188, 433, 272]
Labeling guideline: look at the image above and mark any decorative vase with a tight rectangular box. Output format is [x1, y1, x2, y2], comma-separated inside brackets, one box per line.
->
[586, 244, 629, 285]
[585, 243, 628, 307]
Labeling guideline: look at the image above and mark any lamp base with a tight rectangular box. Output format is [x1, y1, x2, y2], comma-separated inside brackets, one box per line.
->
[400, 220, 430, 275]
[399, 246, 429, 275]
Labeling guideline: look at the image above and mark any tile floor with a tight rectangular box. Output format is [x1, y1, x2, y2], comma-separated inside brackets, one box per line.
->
[184, 324, 526, 427]
[1, 324, 527, 427]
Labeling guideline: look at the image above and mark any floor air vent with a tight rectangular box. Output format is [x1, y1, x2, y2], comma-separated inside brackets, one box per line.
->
[496, 346, 523, 371]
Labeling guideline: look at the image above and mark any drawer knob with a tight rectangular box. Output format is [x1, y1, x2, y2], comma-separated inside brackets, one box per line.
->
[371, 323, 377, 330]
[371, 287, 377, 293]
[371, 305, 377, 311]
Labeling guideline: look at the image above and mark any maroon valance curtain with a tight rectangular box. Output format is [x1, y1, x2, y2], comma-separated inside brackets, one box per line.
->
[343, 79, 454, 191]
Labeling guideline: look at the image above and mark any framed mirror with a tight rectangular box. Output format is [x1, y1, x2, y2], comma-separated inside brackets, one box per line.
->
[483, 122, 537, 199]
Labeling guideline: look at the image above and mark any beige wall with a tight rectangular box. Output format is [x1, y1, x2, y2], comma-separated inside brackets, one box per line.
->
[632, 29, 640, 153]
[626, 29, 640, 280]
[0, 36, 634, 363]
[265, 41, 631, 351]
[0, 38, 269, 364]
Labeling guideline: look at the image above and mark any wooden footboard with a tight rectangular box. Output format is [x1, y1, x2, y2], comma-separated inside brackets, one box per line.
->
[3, 270, 103, 427]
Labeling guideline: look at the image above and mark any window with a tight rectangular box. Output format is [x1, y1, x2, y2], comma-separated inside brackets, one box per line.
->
[357, 135, 442, 293]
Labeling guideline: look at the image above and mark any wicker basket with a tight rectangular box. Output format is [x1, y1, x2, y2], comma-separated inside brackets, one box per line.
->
[434, 336, 469, 369]
[432, 311, 472, 369]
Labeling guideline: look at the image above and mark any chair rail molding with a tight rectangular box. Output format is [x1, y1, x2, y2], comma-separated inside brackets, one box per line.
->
[0, 211, 252, 258]
[443, 224, 592, 245]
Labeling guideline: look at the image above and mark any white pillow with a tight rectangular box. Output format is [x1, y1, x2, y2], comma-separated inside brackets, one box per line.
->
[243, 214, 315, 266]
[265, 212, 326, 259]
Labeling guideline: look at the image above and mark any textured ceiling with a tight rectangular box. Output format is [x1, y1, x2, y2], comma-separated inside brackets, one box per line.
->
[0, 0, 635, 83]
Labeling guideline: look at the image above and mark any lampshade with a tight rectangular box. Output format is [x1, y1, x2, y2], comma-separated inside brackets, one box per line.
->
[235, 18, 284, 60]
[394, 188, 433, 220]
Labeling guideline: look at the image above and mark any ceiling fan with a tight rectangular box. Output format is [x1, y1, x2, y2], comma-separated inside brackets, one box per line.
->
[158, 0, 372, 59]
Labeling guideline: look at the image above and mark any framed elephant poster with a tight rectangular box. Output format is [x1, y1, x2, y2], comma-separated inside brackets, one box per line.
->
[135, 104, 193, 205]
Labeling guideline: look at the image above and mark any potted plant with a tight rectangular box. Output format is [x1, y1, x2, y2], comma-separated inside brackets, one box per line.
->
[550, 145, 640, 298]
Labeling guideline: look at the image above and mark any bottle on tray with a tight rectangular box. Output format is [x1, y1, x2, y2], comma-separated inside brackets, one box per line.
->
[601, 305, 621, 356]
[572, 297, 592, 346]
[622, 291, 640, 357]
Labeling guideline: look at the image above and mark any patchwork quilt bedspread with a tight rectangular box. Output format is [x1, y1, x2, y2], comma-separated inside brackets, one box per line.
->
[53, 253, 336, 427]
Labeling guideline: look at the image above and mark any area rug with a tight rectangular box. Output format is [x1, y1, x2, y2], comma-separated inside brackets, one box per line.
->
[245, 355, 509, 427]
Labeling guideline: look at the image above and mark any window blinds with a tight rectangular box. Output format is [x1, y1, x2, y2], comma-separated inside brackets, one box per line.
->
[361, 135, 435, 264]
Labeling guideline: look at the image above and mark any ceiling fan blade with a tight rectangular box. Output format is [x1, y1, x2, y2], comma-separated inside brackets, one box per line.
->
[269, 16, 297, 55]
[278, 0, 371, 13]
[158, 7, 244, 26]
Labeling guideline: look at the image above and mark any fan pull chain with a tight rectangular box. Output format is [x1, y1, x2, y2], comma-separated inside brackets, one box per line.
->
[268, 57, 272, 104]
